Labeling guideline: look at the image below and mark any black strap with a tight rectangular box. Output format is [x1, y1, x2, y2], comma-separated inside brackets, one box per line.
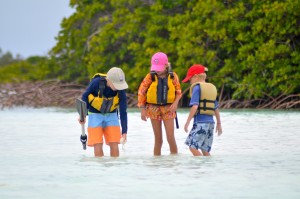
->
[199, 99, 215, 111]
[156, 77, 168, 105]
[168, 67, 174, 79]
[175, 112, 179, 129]
[169, 71, 174, 79]
[199, 107, 215, 111]
[98, 78, 106, 98]
[199, 99, 215, 103]
[150, 70, 174, 81]
[150, 71, 156, 81]
[99, 98, 113, 113]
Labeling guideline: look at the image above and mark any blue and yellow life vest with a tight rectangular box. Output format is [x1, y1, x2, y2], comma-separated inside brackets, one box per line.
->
[190, 82, 217, 115]
[146, 71, 175, 105]
[88, 73, 119, 113]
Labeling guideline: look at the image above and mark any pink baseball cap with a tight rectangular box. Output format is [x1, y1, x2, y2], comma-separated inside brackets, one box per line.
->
[150, 52, 168, 71]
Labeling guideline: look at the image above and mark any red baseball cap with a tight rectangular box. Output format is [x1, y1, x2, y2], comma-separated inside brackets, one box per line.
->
[182, 64, 208, 83]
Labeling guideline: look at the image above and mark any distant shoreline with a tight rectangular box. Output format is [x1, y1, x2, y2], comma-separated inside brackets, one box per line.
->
[1, 80, 299, 109]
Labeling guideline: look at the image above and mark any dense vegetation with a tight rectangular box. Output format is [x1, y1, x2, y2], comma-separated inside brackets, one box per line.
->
[1, 0, 299, 107]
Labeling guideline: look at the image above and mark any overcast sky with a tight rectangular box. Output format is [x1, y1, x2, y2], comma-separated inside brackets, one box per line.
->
[0, 0, 74, 58]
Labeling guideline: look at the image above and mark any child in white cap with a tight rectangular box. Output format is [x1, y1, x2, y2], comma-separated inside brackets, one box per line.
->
[79, 67, 128, 157]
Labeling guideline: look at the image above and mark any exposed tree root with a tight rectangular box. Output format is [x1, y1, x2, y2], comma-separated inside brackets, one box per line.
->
[0, 81, 299, 109]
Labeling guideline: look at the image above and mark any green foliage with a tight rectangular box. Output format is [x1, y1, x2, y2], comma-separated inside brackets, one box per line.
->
[0, 55, 51, 83]
[2, 0, 300, 100]
[0, 48, 21, 67]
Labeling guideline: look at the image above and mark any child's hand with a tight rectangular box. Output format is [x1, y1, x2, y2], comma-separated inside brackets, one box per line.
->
[141, 108, 148, 121]
[169, 102, 178, 112]
[184, 121, 190, 133]
[120, 133, 127, 144]
[216, 123, 222, 136]
[120, 134, 127, 150]
[78, 118, 86, 125]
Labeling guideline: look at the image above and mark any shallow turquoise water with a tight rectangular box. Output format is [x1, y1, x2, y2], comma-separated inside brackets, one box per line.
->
[0, 108, 299, 199]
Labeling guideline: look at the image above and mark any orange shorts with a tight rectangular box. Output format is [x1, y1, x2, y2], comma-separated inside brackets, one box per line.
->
[146, 104, 176, 121]
[87, 112, 121, 146]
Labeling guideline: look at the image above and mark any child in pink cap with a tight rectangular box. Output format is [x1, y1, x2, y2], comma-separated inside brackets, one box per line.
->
[138, 52, 182, 156]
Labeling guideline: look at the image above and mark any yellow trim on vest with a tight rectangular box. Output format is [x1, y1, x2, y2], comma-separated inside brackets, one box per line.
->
[88, 73, 119, 113]
[167, 75, 176, 103]
[146, 73, 175, 105]
[88, 93, 119, 112]
[91, 73, 107, 79]
[190, 82, 217, 115]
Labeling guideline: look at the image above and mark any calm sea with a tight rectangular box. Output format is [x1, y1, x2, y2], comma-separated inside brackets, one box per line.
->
[0, 107, 299, 199]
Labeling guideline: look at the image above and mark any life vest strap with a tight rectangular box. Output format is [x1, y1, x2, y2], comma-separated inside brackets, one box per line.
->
[199, 99, 215, 111]
[98, 78, 106, 98]
[150, 71, 156, 81]
[99, 98, 113, 113]
[198, 107, 215, 111]
[150, 71, 174, 81]
[168, 67, 174, 79]
[199, 99, 215, 103]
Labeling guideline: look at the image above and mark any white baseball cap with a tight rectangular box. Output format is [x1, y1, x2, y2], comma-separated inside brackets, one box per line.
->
[107, 67, 128, 90]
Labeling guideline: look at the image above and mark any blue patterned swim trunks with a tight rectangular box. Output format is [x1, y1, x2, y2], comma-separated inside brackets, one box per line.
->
[185, 123, 214, 152]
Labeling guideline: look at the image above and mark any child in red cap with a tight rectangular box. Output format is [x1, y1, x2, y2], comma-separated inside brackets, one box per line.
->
[138, 52, 182, 156]
[182, 64, 222, 156]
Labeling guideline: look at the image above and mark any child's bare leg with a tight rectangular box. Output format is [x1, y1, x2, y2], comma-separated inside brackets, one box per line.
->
[94, 143, 104, 157]
[109, 142, 119, 157]
[189, 147, 202, 156]
[163, 119, 178, 154]
[201, 150, 210, 156]
[151, 119, 163, 156]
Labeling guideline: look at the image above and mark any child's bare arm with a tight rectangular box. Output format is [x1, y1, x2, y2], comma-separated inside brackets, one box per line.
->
[184, 105, 198, 132]
[214, 109, 223, 136]
[170, 92, 182, 112]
